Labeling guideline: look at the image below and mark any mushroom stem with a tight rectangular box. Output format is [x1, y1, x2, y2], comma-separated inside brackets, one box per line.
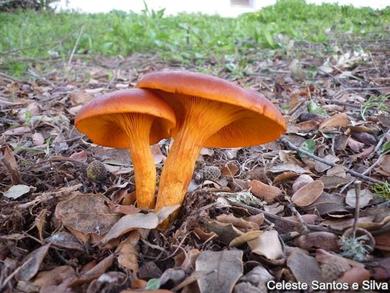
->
[119, 114, 156, 209]
[155, 97, 242, 211]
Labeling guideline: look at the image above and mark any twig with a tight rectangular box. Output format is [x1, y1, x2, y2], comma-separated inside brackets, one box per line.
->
[67, 26, 85, 67]
[285, 196, 309, 234]
[352, 181, 361, 239]
[227, 200, 340, 234]
[280, 137, 384, 184]
[340, 129, 389, 192]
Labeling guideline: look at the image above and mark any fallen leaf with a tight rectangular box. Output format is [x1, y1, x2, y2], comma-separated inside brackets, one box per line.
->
[268, 163, 309, 175]
[33, 265, 76, 289]
[345, 188, 373, 208]
[46, 231, 84, 251]
[195, 250, 243, 293]
[239, 265, 273, 291]
[377, 155, 390, 176]
[160, 268, 186, 288]
[294, 232, 339, 251]
[69, 90, 94, 105]
[151, 144, 166, 164]
[229, 230, 262, 247]
[249, 180, 282, 203]
[87, 271, 127, 293]
[116, 231, 140, 273]
[16, 244, 51, 281]
[3, 184, 30, 199]
[0, 144, 21, 184]
[55, 193, 120, 243]
[319, 113, 350, 130]
[287, 250, 323, 289]
[100, 212, 159, 244]
[314, 154, 339, 173]
[32, 132, 45, 146]
[292, 174, 314, 193]
[338, 266, 371, 285]
[291, 180, 324, 207]
[3, 126, 31, 136]
[347, 137, 365, 152]
[320, 175, 350, 189]
[71, 254, 115, 286]
[204, 220, 243, 245]
[326, 165, 347, 177]
[216, 214, 259, 231]
[248, 230, 284, 260]
[221, 161, 240, 177]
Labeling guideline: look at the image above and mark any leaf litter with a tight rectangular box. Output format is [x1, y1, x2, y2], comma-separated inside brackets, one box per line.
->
[0, 35, 389, 292]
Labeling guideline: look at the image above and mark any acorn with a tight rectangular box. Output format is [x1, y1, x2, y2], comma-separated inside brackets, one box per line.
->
[86, 160, 108, 182]
[202, 165, 221, 181]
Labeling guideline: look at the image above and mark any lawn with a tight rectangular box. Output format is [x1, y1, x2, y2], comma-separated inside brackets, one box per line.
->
[1, 0, 389, 76]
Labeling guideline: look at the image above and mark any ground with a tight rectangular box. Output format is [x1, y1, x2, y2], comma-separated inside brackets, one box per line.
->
[0, 1, 390, 292]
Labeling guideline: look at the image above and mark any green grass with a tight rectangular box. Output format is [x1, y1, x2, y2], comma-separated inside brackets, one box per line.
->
[0, 0, 389, 76]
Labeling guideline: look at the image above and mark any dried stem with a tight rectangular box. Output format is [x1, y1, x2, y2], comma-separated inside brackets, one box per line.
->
[280, 137, 384, 184]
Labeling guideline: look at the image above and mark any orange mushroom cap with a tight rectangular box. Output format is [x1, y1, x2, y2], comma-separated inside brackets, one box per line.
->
[75, 89, 176, 148]
[136, 70, 286, 148]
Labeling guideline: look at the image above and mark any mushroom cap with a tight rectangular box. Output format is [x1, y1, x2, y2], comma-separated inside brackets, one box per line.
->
[136, 70, 286, 148]
[75, 89, 176, 148]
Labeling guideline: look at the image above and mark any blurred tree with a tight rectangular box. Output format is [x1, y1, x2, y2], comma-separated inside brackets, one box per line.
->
[0, 0, 59, 11]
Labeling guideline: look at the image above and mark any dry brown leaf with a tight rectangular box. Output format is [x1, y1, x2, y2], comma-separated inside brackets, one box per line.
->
[249, 180, 282, 203]
[377, 155, 390, 176]
[35, 208, 47, 242]
[3, 126, 31, 136]
[345, 188, 373, 208]
[46, 231, 84, 251]
[0, 144, 21, 184]
[338, 266, 371, 285]
[248, 230, 284, 260]
[347, 137, 365, 152]
[55, 193, 120, 244]
[268, 163, 309, 175]
[32, 132, 45, 146]
[151, 144, 166, 164]
[291, 180, 324, 207]
[33, 265, 75, 289]
[320, 175, 350, 189]
[319, 113, 350, 130]
[273, 171, 298, 184]
[292, 174, 314, 193]
[71, 254, 115, 286]
[16, 244, 51, 281]
[195, 250, 243, 293]
[294, 232, 339, 251]
[229, 230, 262, 247]
[216, 214, 259, 231]
[100, 212, 159, 244]
[314, 154, 339, 173]
[116, 231, 140, 273]
[239, 265, 273, 291]
[287, 251, 323, 289]
[375, 232, 390, 252]
[326, 165, 347, 177]
[69, 90, 94, 106]
[204, 220, 243, 245]
[221, 161, 240, 177]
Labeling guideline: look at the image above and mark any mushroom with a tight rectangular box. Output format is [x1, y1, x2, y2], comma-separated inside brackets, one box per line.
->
[75, 89, 176, 209]
[137, 70, 286, 213]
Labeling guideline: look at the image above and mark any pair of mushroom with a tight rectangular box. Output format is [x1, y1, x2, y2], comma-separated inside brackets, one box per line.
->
[75, 71, 286, 221]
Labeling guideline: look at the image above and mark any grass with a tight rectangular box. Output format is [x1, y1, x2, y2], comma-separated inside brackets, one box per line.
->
[0, 0, 389, 76]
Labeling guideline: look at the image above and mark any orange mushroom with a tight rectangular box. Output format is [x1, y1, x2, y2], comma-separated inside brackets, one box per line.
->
[137, 70, 286, 213]
[75, 89, 176, 209]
